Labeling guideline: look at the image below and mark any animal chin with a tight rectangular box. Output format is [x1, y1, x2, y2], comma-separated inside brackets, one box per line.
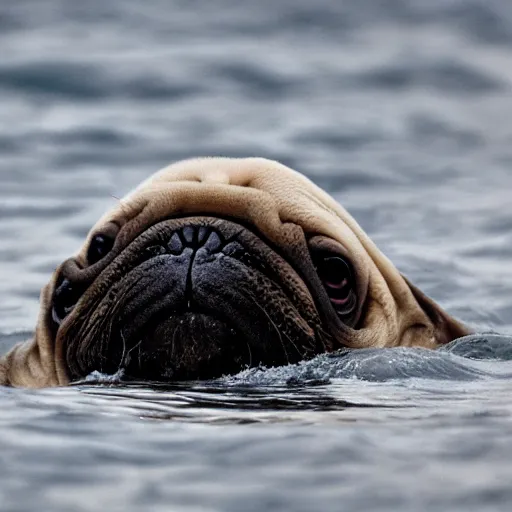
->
[57, 217, 325, 382]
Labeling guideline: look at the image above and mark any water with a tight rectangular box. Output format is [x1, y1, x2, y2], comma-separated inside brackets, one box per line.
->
[2, 0, 512, 510]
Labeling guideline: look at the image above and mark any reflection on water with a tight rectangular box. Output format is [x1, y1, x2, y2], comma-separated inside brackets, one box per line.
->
[2, 0, 512, 510]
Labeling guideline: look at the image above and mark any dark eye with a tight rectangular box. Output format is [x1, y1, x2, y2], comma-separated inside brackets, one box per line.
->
[316, 254, 357, 317]
[87, 234, 115, 265]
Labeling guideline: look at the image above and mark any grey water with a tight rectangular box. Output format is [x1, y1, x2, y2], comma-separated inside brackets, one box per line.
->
[2, 0, 512, 510]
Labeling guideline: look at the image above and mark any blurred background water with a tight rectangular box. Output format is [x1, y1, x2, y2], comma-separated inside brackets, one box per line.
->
[2, 1, 512, 511]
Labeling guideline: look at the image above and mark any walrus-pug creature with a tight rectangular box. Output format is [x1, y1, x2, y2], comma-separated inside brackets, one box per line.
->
[0, 158, 470, 387]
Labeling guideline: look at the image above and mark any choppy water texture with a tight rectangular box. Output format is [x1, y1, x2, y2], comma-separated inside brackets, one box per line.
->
[2, 1, 512, 511]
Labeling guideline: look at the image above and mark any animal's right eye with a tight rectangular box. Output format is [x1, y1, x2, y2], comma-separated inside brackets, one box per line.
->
[87, 234, 115, 266]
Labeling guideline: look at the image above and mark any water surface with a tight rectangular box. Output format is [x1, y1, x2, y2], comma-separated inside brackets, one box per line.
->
[2, 1, 512, 510]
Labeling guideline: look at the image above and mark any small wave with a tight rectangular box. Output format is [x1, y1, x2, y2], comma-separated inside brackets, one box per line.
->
[0, 61, 202, 101]
[440, 334, 512, 360]
[351, 60, 503, 94]
[221, 335, 512, 386]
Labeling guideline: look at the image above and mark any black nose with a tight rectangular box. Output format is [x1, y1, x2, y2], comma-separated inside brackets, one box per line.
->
[167, 225, 224, 255]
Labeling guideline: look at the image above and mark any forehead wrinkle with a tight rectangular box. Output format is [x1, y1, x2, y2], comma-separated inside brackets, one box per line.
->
[84, 158, 372, 266]
[91, 167, 365, 263]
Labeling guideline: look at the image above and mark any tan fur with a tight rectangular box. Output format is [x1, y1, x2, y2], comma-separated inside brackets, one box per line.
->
[0, 157, 470, 387]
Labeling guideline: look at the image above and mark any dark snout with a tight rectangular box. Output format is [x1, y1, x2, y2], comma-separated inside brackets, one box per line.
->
[59, 218, 324, 382]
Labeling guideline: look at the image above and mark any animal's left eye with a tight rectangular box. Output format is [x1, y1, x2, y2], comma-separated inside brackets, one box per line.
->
[87, 234, 115, 265]
[315, 254, 357, 317]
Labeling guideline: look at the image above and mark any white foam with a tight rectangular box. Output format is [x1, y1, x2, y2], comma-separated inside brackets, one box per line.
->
[84, 369, 126, 384]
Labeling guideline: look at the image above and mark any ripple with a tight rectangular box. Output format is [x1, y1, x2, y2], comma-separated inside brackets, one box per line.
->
[441, 334, 512, 361]
[353, 60, 504, 94]
[0, 62, 108, 99]
[221, 344, 512, 386]
[0, 61, 203, 101]
[0, 202, 83, 220]
[214, 62, 297, 98]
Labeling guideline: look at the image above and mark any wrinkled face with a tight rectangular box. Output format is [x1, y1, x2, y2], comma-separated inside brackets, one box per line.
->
[38, 157, 464, 385]
[54, 215, 365, 381]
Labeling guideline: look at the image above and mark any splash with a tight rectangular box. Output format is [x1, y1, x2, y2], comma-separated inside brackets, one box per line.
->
[220, 334, 512, 386]
[84, 369, 126, 384]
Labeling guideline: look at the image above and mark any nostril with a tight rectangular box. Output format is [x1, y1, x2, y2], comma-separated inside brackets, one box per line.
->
[168, 232, 184, 254]
[52, 278, 85, 326]
[204, 230, 222, 252]
[182, 226, 195, 245]
[197, 226, 210, 245]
